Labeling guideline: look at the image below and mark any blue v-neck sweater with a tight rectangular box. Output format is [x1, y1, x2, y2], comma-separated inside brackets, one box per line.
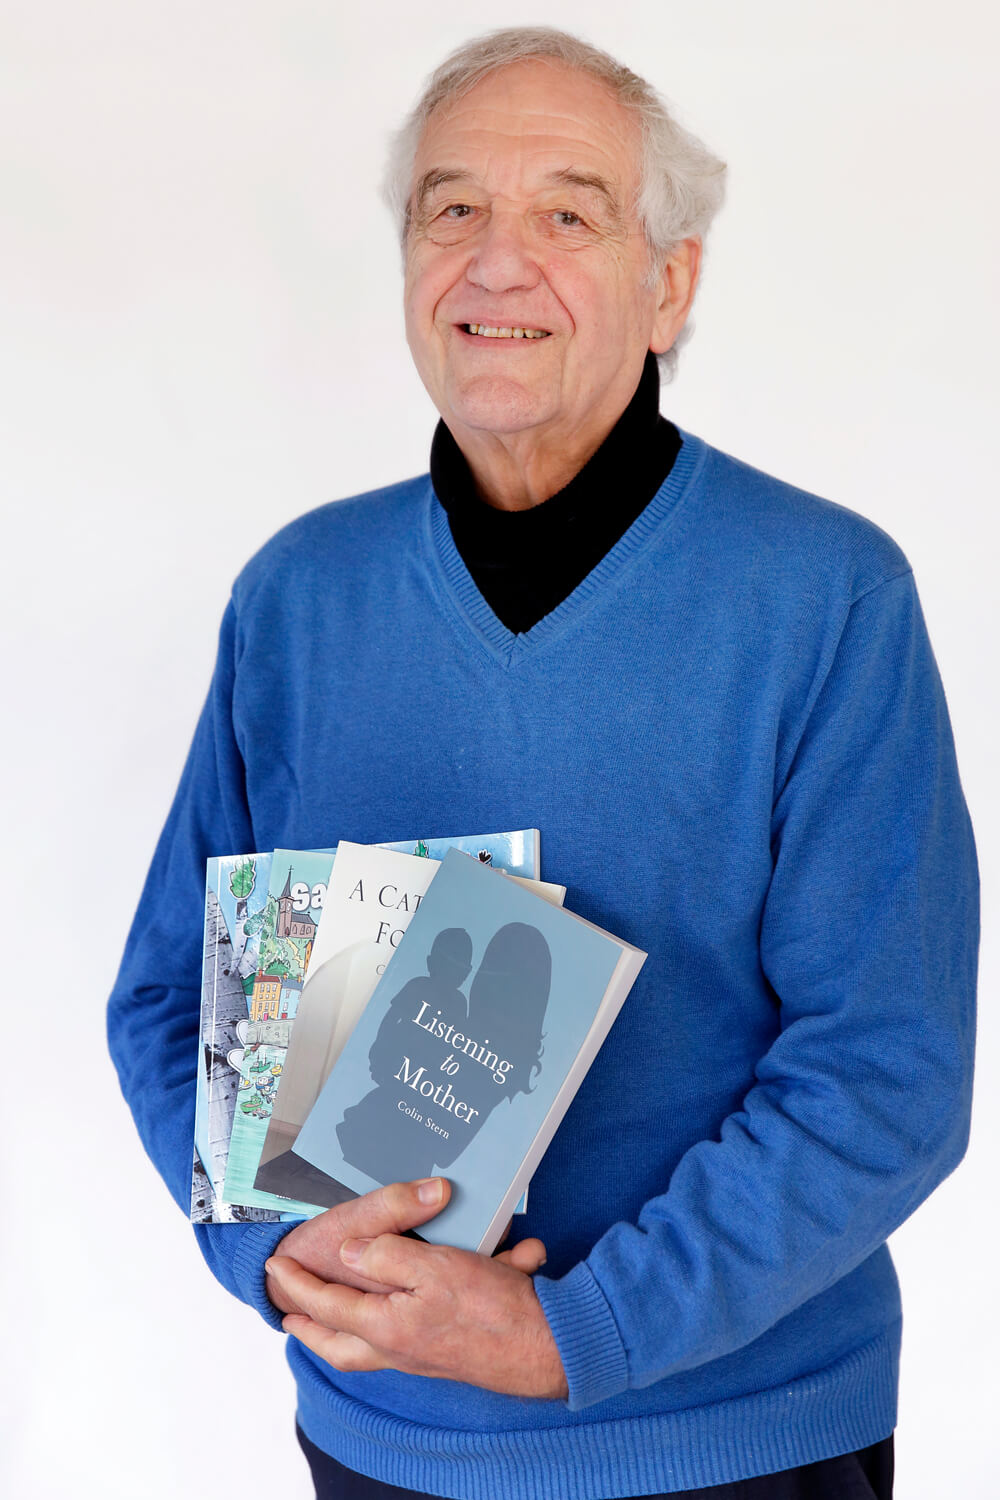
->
[108, 432, 977, 1498]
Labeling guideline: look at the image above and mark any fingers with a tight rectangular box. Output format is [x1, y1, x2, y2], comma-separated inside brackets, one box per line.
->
[494, 1238, 548, 1274]
[344, 1177, 451, 1239]
[269, 1179, 453, 1304]
[267, 1256, 374, 1336]
[282, 1316, 387, 1373]
[265, 1262, 305, 1316]
[336, 1230, 547, 1293]
[339, 1231, 441, 1290]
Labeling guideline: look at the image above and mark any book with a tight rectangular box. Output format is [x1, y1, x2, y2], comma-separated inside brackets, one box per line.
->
[292, 848, 646, 1253]
[191, 852, 294, 1223]
[229, 831, 545, 1214]
[378, 830, 539, 879]
[215, 848, 338, 1217]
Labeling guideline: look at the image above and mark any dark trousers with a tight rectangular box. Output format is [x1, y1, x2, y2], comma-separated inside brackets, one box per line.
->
[297, 1426, 893, 1500]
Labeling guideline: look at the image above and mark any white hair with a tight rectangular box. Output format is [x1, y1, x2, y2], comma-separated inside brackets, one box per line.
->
[382, 26, 727, 380]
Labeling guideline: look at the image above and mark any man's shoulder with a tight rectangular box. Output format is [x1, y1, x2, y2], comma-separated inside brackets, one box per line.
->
[692, 435, 912, 604]
[233, 474, 431, 601]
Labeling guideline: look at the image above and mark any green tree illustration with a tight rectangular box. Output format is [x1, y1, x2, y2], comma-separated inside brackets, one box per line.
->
[229, 858, 257, 920]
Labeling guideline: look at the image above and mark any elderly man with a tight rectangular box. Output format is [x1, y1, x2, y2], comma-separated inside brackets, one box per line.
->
[109, 26, 976, 1500]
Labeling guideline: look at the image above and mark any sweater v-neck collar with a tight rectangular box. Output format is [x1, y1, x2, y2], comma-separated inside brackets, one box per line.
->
[430, 352, 681, 634]
[426, 430, 707, 668]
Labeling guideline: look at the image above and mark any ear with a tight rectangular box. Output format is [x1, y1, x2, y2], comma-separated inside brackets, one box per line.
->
[649, 237, 702, 355]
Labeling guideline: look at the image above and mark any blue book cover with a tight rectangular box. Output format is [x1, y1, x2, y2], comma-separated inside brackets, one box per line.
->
[377, 830, 539, 879]
[293, 849, 646, 1252]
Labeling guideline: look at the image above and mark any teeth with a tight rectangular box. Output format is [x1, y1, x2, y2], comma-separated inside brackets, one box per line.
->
[466, 324, 549, 338]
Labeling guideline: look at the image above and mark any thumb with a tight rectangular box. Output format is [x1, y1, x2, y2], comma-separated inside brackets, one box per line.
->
[495, 1237, 548, 1274]
[267, 1178, 453, 1302]
[357, 1177, 452, 1237]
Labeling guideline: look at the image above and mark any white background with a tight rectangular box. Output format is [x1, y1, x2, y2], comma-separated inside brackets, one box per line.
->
[2, 3, 997, 1495]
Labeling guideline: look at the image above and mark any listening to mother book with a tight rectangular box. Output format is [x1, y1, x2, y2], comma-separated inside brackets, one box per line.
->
[292, 847, 647, 1253]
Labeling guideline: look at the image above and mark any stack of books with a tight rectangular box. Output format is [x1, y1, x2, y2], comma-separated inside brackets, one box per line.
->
[191, 830, 645, 1254]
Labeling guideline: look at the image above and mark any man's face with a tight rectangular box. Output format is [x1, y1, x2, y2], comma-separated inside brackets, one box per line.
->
[403, 60, 675, 455]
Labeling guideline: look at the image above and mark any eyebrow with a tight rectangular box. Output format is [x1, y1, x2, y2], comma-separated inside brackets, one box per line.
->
[542, 168, 624, 220]
[413, 169, 473, 219]
[412, 166, 625, 223]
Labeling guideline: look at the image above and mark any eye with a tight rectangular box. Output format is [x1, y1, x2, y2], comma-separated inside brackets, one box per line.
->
[442, 203, 474, 219]
[553, 210, 583, 227]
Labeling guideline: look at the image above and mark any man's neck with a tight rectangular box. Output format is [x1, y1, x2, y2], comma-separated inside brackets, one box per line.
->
[430, 351, 681, 634]
[446, 414, 630, 512]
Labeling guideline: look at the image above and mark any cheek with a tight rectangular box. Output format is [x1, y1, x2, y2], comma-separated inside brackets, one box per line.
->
[540, 257, 638, 343]
[406, 249, 469, 325]
[403, 268, 432, 331]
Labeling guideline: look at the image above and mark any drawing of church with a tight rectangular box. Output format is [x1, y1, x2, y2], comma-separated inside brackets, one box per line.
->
[276, 867, 319, 941]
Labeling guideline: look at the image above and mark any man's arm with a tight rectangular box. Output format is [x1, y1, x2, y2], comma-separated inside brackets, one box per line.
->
[535, 569, 978, 1407]
[107, 598, 293, 1321]
[106, 598, 549, 1334]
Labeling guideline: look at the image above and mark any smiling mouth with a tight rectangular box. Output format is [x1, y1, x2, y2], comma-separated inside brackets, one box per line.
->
[461, 323, 552, 339]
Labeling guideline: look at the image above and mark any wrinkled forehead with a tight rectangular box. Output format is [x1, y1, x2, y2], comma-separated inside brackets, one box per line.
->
[411, 59, 643, 202]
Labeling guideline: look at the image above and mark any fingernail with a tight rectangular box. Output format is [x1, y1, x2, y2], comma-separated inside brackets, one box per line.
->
[265, 1258, 277, 1274]
[340, 1237, 369, 1264]
[416, 1177, 443, 1205]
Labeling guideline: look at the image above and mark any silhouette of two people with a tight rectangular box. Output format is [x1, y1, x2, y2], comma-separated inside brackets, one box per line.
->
[337, 922, 550, 1183]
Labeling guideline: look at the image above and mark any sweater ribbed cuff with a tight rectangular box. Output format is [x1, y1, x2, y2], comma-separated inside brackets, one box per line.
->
[535, 1259, 630, 1411]
[231, 1221, 295, 1332]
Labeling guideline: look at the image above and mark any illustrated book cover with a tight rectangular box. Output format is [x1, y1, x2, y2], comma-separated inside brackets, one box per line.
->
[292, 848, 646, 1253]
[216, 848, 338, 1217]
[242, 832, 551, 1214]
[191, 852, 289, 1223]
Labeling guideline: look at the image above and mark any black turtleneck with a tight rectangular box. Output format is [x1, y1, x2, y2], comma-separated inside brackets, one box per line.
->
[429, 351, 681, 634]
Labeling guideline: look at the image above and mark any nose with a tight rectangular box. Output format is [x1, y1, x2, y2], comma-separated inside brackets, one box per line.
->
[465, 211, 542, 295]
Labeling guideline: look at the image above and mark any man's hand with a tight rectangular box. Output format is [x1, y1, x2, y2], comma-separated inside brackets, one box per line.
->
[266, 1228, 568, 1399]
[265, 1176, 547, 1309]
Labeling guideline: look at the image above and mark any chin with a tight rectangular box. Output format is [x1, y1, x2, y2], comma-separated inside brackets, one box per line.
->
[448, 377, 555, 436]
